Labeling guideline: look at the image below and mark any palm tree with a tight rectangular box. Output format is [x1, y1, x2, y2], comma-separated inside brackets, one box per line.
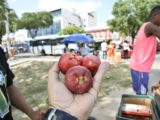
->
[0, 0, 17, 44]
[0, 0, 8, 43]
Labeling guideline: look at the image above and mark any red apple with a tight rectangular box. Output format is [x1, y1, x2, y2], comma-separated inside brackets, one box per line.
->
[82, 55, 101, 76]
[65, 66, 93, 94]
[58, 53, 82, 74]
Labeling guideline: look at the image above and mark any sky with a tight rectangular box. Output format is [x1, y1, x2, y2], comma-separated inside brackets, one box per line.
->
[7, 0, 116, 25]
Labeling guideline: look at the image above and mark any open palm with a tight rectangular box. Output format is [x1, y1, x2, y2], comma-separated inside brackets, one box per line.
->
[48, 62, 109, 120]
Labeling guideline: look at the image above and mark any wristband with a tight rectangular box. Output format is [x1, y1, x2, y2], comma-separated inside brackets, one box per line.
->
[43, 108, 78, 120]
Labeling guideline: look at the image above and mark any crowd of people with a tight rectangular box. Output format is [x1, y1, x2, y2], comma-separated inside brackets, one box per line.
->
[63, 39, 132, 64]
[100, 39, 131, 63]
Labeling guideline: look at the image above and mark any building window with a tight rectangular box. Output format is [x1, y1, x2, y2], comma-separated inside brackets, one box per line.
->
[52, 20, 61, 34]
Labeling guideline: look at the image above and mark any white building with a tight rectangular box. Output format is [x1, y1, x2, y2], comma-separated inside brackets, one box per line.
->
[60, 9, 82, 28]
[38, 8, 97, 35]
[80, 12, 97, 28]
[52, 8, 97, 31]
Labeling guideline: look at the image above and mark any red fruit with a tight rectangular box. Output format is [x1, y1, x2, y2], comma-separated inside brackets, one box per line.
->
[65, 66, 93, 94]
[82, 55, 101, 76]
[58, 53, 82, 74]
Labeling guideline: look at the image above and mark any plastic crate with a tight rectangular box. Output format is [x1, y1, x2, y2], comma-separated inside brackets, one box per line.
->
[116, 94, 160, 120]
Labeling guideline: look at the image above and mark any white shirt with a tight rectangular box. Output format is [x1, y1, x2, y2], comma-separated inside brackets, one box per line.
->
[123, 42, 130, 51]
[101, 42, 107, 51]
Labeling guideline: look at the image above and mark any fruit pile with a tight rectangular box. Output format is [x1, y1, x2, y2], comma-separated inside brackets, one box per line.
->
[58, 53, 101, 94]
[121, 103, 152, 119]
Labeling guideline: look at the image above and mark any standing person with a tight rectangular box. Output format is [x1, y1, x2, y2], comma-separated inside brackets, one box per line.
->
[101, 40, 107, 59]
[122, 40, 130, 59]
[107, 40, 115, 63]
[130, 5, 160, 95]
[64, 43, 70, 53]
[0, 47, 44, 120]
[79, 43, 90, 57]
[43, 62, 109, 120]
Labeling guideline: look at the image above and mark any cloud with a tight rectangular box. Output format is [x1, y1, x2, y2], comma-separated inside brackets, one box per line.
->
[38, 0, 102, 13]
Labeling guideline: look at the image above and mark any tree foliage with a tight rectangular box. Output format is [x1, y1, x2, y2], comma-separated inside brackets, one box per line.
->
[17, 11, 53, 38]
[59, 26, 85, 35]
[107, 0, 160, 42]
[8, 11, 18, 32]
[0, 0, 18, 43]
[0, 0, 8, 43]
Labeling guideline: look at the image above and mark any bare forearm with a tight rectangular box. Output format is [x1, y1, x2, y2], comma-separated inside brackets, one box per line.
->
[7, 84, 34, 119]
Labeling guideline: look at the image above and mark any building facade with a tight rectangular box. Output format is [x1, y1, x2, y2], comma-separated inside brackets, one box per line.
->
[85, 26, 112, 42]
[80, 12, 97, 28]
[35, 8, 97, 36]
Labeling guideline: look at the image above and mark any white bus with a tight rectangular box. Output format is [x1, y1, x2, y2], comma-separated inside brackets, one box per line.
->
[27, 35, 79, 55]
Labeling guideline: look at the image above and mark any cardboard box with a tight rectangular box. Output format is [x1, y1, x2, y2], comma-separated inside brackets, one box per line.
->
[116, 94, 160, 120]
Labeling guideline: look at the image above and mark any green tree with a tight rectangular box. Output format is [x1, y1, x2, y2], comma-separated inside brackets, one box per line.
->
[0, 0, 17, 43]
[9, 11, 18, 32]
[0, 0, 8, 43]
[59, 26, 85, 35]
[17, 11, 53, 38]
[107, 0, 160, 43]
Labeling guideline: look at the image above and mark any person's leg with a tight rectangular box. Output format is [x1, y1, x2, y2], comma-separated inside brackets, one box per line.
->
[102, 51, 105, 59]
[124, 50, 128, 59]
[130, 69, 140, 94]
[110, 51, 115, 64]
[123, 50, 126, 59]
[111, 55, 114, 64]
[125, 50, 128, 59]
[104, 51, 107, 59]
[107, 52, 110, 62]
[131, 69, 149, 95]
[105, 51, 107, 59]
[126, 50, 128, 58]
[139, 72, 149, 95]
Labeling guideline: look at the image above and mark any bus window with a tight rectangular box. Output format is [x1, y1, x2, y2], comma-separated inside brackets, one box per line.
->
[28, 35, 71, 55]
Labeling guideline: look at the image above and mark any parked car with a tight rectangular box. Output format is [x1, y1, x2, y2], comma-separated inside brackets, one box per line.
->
[13, 43, 29, 53]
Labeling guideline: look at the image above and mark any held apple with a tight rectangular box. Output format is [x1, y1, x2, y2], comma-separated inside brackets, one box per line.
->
[65, 66, 93, 94]
[82, 55, 101, 76]
[58, 53, 82, 74]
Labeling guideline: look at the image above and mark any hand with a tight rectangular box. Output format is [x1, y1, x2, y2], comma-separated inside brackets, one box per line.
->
[30, 108, 46, 120]
[48, 62, 109, 120]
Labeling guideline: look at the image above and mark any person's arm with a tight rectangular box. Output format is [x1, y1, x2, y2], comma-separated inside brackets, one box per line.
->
[7, 84, 44, 120]
[45, 62, 109, 120]
[145, 22, 160, 38]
